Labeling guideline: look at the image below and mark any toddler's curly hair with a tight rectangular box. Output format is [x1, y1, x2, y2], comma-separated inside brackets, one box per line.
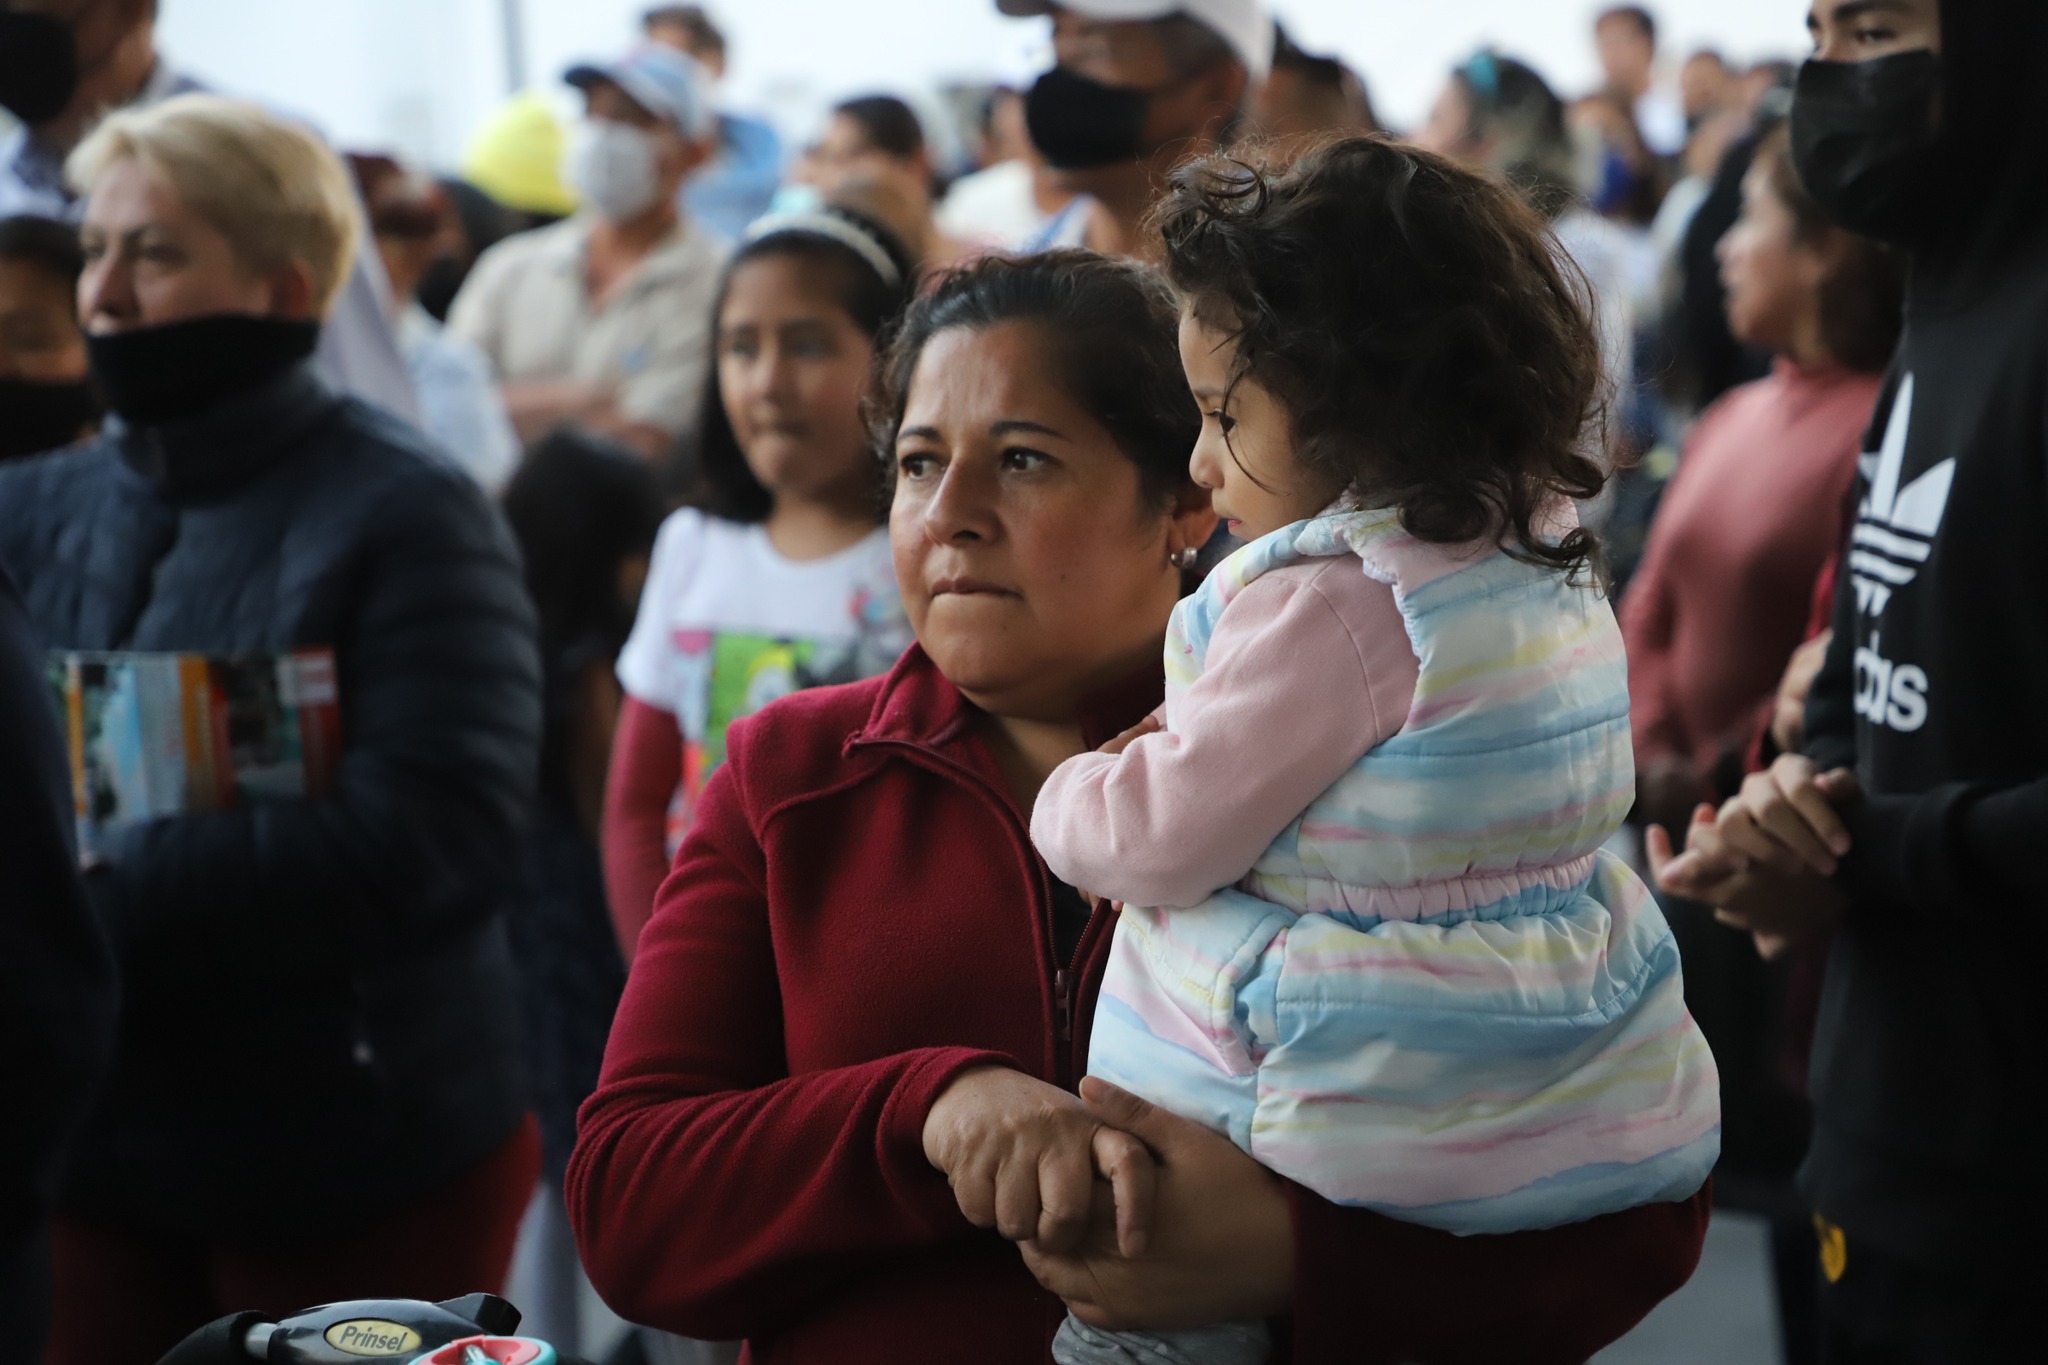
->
[1155, 133, 1609, 580]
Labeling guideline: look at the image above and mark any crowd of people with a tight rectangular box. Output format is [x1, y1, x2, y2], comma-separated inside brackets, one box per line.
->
[1, 2, 2038, 1364]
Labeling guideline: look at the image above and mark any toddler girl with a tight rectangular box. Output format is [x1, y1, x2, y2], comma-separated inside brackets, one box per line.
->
[1033, 136, 1720, 1365]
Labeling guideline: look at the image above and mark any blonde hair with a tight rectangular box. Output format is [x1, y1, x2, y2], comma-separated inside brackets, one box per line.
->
[66, 94, 359, 317]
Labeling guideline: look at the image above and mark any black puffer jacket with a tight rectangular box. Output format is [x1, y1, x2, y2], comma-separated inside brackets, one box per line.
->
[0, 362, 541, 1244]
[1, 564, 115, 1350]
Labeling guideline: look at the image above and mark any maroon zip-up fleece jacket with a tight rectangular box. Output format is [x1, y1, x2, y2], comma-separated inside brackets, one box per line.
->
[566, 646, 1710, 1363]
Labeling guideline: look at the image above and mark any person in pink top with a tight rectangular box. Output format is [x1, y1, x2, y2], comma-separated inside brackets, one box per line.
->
[1624, 124, 1904, 839]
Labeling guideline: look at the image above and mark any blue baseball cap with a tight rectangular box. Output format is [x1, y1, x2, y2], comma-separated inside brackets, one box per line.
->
[565, 46, 714, 140]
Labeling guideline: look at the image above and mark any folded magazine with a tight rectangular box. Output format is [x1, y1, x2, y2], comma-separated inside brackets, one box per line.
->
[49, 648, 341, 862]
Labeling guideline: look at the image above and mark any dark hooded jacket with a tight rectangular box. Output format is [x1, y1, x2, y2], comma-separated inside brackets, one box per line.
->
[1801, 0, 2048, 1273]
[0, 362, 541, 1244]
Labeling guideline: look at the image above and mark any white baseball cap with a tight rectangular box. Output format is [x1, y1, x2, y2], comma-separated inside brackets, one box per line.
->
[996, 0, 1274, 80]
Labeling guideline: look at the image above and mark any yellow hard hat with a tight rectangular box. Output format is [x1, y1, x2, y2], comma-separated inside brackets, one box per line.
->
[461, 91, 580, 218]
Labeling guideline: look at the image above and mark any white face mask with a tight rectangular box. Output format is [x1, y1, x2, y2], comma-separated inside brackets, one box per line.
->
[564, 118, 665, 221]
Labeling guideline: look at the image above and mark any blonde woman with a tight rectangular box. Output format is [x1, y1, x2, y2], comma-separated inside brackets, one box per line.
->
[0, 95, 543, 1364]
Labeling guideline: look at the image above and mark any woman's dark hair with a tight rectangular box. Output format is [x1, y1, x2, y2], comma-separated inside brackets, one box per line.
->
[0, 214, 86, 292]
[1753, 125, 1905, 374]
[690, 206, 917, 521]
[1452, 52, 1577, 220]
[1157, 134, 1606, 580]
[870, 250, 1199, 509]
[833, 95, 926, 162]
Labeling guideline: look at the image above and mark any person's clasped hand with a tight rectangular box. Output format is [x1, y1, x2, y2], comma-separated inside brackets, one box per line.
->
[1770, 631, 1833, 755]
[1646, 753, 1857, 959]
[1019, 1077, 1294, 1333]
[922, 1065, 1157, 1258]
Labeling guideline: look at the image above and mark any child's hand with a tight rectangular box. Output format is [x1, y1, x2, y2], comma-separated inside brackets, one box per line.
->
[1099, 714, 1162, 756]
[922, 1066, 1157, 1256]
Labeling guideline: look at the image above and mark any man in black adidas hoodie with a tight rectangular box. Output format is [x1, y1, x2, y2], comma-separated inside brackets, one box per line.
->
[1652, 0, 2048, 1358]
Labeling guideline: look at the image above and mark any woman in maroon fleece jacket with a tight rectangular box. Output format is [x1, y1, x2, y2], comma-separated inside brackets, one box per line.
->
[567, 253, 1709, 1364]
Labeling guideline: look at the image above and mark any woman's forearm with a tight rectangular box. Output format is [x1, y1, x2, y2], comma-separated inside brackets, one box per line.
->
[578, 755, 1021, 1339]
[1286, 1183, 1711, 1363]
[567, 1045, 1009, 1339]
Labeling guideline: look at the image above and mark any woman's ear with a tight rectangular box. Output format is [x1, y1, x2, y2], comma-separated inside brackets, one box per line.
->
[266, 260, 318, 320]
[1169, 480, 1219, 558]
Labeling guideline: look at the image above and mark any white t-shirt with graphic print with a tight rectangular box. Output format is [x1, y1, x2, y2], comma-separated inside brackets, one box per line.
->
[616, 508, 909, 849]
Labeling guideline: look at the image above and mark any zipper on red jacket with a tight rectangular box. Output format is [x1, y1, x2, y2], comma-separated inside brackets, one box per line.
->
[850, 734, 1073, 1076]
[1058, 895, 1115, 1084]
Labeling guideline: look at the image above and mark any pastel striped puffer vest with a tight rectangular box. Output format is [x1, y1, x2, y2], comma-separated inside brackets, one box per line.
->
[1087, 507, 1721, 1232]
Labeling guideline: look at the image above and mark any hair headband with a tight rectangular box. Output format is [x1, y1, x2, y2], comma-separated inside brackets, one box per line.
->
[743, 210, 904, 288]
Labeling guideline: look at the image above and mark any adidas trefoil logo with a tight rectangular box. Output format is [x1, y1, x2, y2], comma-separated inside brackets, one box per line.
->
[1850, 374, 1953, 617]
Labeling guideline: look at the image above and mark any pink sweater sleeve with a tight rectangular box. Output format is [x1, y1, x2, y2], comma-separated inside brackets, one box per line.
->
[1032, 559, 1418, 909]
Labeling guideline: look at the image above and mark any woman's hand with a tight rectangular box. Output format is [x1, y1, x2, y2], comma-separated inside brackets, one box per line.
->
[922, 1066, 1155, 1257]
[1019, 1078, 1293, 1332]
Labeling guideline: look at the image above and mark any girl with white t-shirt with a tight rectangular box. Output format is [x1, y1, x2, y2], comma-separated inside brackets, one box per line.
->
[603, 209, 916, 957]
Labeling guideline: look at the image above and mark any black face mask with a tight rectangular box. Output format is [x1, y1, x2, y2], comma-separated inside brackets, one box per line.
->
[1790, 50, 1944, 246]
[0, 10, 80, 124]
[0, 376, 99, 459]
[86, 315, 322, 426]
[414, 254, 469, 323]
[1025, 65, 1159, 171]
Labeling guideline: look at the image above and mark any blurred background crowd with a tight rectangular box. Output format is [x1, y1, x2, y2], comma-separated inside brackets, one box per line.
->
[0, 1, 1976, 1363]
